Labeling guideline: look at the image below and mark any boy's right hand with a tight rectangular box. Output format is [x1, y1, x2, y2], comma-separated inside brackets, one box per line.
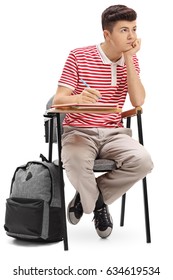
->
[77, 88, 102, 104]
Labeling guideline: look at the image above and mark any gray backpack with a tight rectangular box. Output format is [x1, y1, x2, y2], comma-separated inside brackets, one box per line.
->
[4, 155, 63, 242]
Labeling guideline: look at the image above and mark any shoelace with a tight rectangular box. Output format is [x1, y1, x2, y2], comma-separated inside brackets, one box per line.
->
[93, 206, 112, 227]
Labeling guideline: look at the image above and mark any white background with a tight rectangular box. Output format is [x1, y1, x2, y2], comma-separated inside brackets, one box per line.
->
[0, 0, 172, 279]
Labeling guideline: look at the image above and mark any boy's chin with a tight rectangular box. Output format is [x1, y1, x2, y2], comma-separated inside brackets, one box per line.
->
[123, 46, 133, 53]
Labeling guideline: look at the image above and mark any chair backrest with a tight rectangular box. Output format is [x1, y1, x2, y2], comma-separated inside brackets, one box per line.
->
[46, 96, 54, 110]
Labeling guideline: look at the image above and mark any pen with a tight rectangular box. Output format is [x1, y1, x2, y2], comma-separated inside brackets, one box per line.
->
[80, 79, 101, 100]
[80, 79, 90, 88]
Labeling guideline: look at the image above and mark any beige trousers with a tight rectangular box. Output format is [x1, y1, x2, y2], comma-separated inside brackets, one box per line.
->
[61, 126, 153, 214]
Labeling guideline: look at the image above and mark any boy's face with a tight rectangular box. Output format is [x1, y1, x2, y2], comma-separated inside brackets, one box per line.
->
[104, 20, 137, 52]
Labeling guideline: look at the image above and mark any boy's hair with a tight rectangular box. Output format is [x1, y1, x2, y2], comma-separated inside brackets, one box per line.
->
[102, 5, 137, 32]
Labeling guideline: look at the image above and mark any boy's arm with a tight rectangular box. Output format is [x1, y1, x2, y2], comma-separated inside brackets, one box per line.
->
[53, 86, 101, 105]
[53, 86, 77, 105]
[123, 39, 146, 107]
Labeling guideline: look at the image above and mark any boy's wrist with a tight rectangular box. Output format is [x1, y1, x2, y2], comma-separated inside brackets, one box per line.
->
[124, 54, 133, 64]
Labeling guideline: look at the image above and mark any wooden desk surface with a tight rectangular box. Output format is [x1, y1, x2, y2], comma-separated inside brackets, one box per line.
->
[47, 105, 122, 114]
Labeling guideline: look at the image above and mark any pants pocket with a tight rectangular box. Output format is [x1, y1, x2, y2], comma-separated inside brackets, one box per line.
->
[4, 197, 44, 237]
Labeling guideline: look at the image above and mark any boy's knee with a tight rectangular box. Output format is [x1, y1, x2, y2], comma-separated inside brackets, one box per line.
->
[137, 149, 154, 174]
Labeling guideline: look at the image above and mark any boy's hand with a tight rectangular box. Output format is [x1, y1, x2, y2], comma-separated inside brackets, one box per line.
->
[77, 88, 102, 104]
[124, 38, 141, 58]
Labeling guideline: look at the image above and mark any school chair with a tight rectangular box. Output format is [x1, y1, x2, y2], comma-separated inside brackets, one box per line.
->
[44, 97, 151, 250]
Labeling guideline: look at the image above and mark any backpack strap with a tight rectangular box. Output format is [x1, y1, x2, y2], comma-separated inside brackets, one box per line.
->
[40, 154, 62, 207]
[40, 161, 62, 207]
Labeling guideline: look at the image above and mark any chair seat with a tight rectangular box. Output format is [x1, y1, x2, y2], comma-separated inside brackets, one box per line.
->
[94, 159, 116, 172]
[54, 158, 116, 172]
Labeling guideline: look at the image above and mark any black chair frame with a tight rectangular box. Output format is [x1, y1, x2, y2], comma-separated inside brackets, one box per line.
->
[44, 106, 151, 250]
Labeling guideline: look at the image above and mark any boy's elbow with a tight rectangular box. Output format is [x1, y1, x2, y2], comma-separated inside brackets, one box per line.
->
[131, 96, 145, 107]
[132, 99, 145, 107]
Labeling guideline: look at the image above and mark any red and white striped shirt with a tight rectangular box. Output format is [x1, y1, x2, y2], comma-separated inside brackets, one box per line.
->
[58, 44, 140, 128]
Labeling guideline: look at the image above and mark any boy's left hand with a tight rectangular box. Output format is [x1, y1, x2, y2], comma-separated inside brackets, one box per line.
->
[124, 38, 141, 57]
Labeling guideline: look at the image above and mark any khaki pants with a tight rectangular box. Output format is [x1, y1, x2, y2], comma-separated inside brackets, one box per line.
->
[62, 126, 153, 214]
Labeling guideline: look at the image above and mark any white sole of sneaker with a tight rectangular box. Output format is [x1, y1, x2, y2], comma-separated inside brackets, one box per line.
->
[67, 194, 83, 225]
[67, 201, 80, 225]
[96, 215, 113, 239]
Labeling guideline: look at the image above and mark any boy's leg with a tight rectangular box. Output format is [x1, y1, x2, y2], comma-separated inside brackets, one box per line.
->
[97, 128, 153, 205]
[61, 127, 99, 214]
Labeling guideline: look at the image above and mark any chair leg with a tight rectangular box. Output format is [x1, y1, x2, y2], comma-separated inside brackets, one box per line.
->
[120, 112, 151, 243]
[56, 114, 69, 250]
[48, 118, 53, 162]
[120, 117, 131, 226]
[137, 111, 151, 243]
[143, 177, 151, 243]
[120, 193, 126, 226]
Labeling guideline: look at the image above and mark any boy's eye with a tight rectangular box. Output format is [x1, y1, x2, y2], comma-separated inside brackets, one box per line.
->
[121, 28, 128, 33]
[120, 27, 137, 33]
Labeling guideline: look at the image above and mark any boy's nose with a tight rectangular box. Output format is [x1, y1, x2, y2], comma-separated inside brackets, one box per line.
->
[128, 30, 136, 40]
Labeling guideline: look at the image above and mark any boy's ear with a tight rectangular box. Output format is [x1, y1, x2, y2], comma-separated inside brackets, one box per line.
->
[103, 30, 111, 40]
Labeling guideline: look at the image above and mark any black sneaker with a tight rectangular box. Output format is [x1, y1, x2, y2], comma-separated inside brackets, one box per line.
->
[93, 205, 113, 238]
[67, 192, 83, 225]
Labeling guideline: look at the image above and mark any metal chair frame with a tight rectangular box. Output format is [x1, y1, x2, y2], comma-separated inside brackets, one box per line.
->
[44, 106, 151, 250]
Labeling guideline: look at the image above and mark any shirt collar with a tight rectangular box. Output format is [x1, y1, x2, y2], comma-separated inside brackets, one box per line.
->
[96, 44, 125, 66]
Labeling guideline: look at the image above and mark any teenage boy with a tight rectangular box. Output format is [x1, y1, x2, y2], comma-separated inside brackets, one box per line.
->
[53, 4, 153, 238]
